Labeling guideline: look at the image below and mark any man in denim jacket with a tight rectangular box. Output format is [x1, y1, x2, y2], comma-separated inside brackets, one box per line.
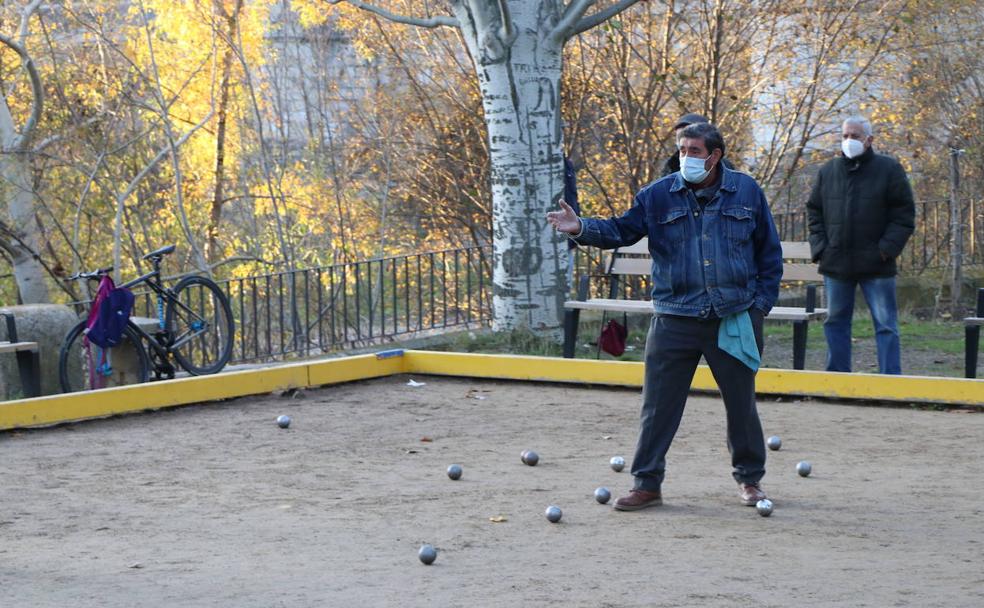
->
[547, 122, 783, 511]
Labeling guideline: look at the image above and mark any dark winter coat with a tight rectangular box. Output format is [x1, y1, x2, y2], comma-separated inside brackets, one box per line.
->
[806, 147, 915, 279]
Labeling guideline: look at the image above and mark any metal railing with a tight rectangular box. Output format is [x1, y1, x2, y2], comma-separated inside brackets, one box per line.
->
[194, 247, 493, 364]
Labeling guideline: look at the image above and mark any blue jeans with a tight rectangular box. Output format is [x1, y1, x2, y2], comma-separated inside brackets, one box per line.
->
[823, 276, 901, 374]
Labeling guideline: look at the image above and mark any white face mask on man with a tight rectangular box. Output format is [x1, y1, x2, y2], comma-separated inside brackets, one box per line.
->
[680, 154, 712, 183]
[841, 138, 865, 159]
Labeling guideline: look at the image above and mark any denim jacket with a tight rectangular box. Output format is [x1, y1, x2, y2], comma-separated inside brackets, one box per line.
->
[573, 167, 783, 318]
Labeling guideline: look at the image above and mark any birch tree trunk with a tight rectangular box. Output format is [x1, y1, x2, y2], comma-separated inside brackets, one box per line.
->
[452, 2, 566, 332]
[1, 157, 49, 303]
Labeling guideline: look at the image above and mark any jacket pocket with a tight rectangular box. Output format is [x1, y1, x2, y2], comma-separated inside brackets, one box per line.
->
[854, 243, 886, 276]
[721, 206, 755, 241]
[655, 207, 689, 244]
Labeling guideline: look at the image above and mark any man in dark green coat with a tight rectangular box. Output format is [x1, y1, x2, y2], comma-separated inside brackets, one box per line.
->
[806, 116, 915, 374]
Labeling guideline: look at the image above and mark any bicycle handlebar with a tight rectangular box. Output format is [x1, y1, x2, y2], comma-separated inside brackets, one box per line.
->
[68, 266, 113, 281]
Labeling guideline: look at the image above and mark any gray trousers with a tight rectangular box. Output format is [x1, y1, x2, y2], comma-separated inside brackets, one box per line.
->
[632, 313, 767, 492]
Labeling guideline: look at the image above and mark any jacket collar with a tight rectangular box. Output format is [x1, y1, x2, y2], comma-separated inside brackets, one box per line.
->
[669, 163, 738, 193]
[841, 145, 875, 166]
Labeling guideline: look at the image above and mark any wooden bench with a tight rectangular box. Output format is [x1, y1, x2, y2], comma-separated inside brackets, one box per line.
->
[563, 240, 827, 369]
[964, 288, 984, 379]
[0, 311, 41, 398]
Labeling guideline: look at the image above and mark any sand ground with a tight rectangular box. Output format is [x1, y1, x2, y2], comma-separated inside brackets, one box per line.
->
[1, 375, 982, 607]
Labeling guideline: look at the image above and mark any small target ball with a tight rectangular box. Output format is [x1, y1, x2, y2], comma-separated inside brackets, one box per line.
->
[594, 487, 611, 504]
[610, 456, 626, 472]
[276, 415, 291, 429]
[418, 544, 437, 565]
[446, 464, 462, 480]
[522, 450, 539, 466]
[796, 461, 812, 477]
[766, 435, 782, 451]
[545, 505, 562, 523]
[756, 498, 774, 517]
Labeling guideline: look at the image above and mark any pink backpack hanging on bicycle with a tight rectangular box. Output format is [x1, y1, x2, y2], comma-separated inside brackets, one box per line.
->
[83, 275, 135, 384]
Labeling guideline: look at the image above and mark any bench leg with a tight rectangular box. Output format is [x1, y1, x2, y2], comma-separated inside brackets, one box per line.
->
[792, 321, 808, 370]
[563, 309, 581, 359]
[16, 349, 41, 398]
[966, 325, 980, 379]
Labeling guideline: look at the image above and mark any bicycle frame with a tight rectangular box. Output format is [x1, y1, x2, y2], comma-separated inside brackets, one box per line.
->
[119, 267, 212, 363]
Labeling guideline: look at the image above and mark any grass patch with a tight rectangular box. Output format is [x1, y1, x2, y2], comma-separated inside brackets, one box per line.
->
[426, 310, 972, 377]
[764, 314, 965, 355]
[439, 328, 565, 358]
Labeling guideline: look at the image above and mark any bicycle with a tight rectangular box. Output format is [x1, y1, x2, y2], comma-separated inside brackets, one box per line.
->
[58, 244, 235, 392]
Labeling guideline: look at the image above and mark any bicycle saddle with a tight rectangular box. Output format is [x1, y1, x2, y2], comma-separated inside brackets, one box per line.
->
[142, 244, 176, 260]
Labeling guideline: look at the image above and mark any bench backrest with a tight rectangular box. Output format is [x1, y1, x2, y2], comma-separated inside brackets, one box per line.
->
[607, 238, 821, 283]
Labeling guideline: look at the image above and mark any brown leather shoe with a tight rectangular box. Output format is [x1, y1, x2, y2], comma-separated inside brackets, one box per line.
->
[738, 482, 767, 506]
[613, 489, 663, 511]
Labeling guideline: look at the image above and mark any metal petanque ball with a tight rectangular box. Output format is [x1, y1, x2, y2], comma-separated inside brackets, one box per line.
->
[756, 499, 774, 517]
[796, 461, 812, 477]
[610, 456, 626, 472]
[418, 544, 437, 565]
[594, 487, 612, 504]
[545, 505, 563, 523]
[447, 464, 463, 480]
[766, 435, 782, 451]
[522, 450, 540, 466]
[276, 415, 291, 429]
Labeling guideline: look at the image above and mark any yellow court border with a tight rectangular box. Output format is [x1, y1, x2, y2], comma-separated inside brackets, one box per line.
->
[1, 349, 981, 430]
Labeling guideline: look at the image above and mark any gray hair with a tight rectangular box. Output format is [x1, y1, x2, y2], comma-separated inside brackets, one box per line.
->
[843, 116, 873, 137]
[679, 122, 726, 157]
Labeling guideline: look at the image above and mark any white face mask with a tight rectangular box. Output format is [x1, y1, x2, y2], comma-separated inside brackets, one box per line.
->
[680, 154, 711, 183]
[842, 138, 865, 159]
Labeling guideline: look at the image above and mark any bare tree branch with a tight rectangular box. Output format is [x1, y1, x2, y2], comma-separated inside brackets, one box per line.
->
[550, 0, 596, 45]
[0, 33, 43, 152]
[495, 0, 515, 44]
[115, 110, 215, 222]
[18, 0, 44, 44]
[0, 217, 75, 301]
[33, 116, 103, 154]
[564, 0, 646, 41]
[328, 0, 460, 29]
[203, 255, 276, 272]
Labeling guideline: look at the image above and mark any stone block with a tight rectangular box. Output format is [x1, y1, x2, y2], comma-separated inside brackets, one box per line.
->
[0, 304, 79, 399]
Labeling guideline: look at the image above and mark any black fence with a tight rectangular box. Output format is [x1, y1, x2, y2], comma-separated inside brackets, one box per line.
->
[202, 247, 493, 364]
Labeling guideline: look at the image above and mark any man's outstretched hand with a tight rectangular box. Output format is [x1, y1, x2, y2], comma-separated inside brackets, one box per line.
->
[547, 200, 581, 235]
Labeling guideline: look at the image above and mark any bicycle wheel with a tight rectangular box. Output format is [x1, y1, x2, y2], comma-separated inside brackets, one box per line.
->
[58, 321, 150, 393]
[165, 275, 234, 375]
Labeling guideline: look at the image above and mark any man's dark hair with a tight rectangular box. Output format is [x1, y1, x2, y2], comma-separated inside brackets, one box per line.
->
[674, 112, 710, 130]
[679, 122, 726, 157]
